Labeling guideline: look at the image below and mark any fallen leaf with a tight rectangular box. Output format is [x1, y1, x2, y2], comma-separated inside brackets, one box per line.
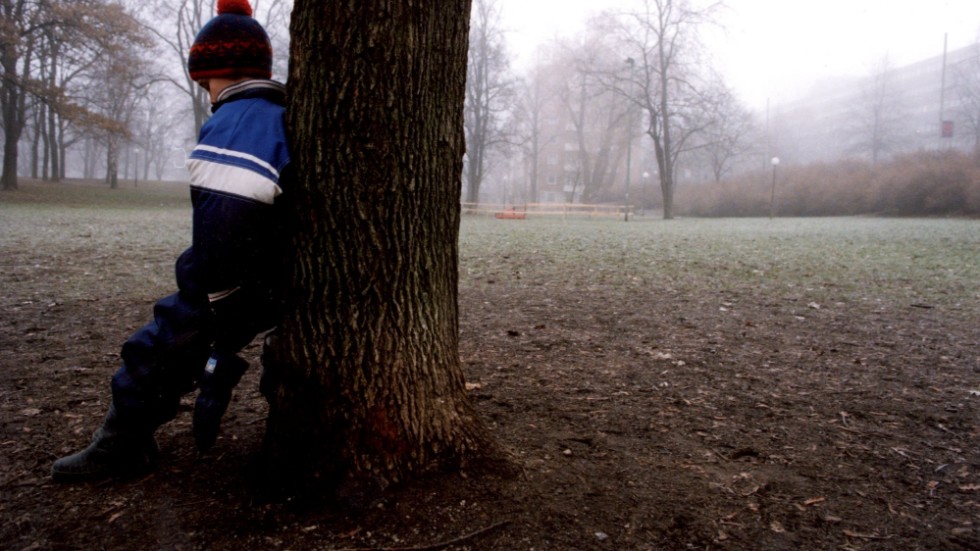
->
[958, 484, 980, 492]
[19, 408, 41, 417]
[843, 529, 887, 540]
[338, 527, 362, 539]
[770, 521, 785, 533]
[803, 497, 826, 507]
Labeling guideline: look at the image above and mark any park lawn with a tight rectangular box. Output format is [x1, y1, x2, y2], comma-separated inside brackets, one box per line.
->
[2, 180, 978, 550]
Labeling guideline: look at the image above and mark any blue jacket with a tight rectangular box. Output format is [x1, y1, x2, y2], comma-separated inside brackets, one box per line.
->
[176, 80, 291, 302]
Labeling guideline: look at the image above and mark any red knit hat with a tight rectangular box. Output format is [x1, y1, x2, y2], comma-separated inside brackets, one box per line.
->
[188, 0, 272, 81]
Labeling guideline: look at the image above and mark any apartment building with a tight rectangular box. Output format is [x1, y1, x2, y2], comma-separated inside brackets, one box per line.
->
[771, 41, 979, 164]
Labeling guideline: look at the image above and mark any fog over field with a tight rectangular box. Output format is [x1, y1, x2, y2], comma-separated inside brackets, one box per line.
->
[5, 0, 978, 189]
[500, 0, 980, 109]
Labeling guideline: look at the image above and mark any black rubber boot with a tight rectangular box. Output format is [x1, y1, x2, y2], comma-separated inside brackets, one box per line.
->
[51, 404, 159, 483]
[193, 352, 249, 452]
[259, 330, 280, 400]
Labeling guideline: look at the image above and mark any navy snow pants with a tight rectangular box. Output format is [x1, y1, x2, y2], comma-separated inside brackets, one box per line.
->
[110, 287, 278, 429]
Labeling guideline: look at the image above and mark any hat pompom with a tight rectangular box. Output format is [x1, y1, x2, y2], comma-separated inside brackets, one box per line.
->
[217, 0, 253, 17]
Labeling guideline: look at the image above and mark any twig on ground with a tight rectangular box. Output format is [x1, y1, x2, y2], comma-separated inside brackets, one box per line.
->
[334, 520, 510, 551]
[175, 498, 220, 508]
[843, 529, 892, 540]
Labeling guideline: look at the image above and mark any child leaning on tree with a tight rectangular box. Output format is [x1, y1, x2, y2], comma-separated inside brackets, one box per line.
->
[52, 0, 291, 482]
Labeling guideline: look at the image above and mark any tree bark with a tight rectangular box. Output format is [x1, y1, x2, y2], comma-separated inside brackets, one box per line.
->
[105, 143, 118, 189]
[263, 0, 494, 494]
[1, 3, 24, 191]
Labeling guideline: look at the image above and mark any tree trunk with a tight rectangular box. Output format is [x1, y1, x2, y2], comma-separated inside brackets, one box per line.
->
[263, 0, 494, 494]
[44, 39, 60, 182]
[528, 130, 539, 203]
[59, 137, 67, 180]
[47, 92, 59, 182]
[106, 143, 118, 189]
[83, 138, 95, 180]
[650, 127, 675, 220]
[659, 67, 675, 220]
[662, 175, 675, 220]
[1, 34, 24, 190]
[41, 102, 50, 181]
[30, 112, 41, 179]
[465, 153, 483, 205]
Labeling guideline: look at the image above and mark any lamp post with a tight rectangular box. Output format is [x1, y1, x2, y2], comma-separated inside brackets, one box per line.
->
[641, 171, 650, 216]
[624, 57, 635, 222]
[133, 148, 140, 188]
[768, 156, 780, 219]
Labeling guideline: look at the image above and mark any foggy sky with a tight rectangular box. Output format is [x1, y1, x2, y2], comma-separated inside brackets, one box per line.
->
[499, 0, 980, 110]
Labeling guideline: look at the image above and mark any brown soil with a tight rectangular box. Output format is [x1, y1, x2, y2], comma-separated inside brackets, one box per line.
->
[1, 188, 978, 550]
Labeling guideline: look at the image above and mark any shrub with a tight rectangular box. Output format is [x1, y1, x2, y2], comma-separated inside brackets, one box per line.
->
[676, 151, 980, 217]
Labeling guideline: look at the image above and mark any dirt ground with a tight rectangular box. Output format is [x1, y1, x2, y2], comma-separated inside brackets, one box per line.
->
[1, 183, 978, 550]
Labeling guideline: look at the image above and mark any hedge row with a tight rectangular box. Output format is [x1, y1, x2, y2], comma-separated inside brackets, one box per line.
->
[677, 150, 980, 217]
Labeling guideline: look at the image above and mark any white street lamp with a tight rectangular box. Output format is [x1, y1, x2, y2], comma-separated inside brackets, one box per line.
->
[133, 148, 141, 188]
[641, 171, 650, 216]
[769, 157, 780, 219]
[624, 57, 635, 222]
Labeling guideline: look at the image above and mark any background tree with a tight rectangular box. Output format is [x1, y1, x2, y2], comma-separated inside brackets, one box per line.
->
[71, 3, 153, 188]
[463, 0, 515, 206]
[846, 56, 908, 164]
[597, 0, 722, 219]
[136, 89, 186, 181]
[514, 62, 554, 204]
[697, 81, 758, 182]
[36, 0, 145, 182]
[558, 38, 632, 204]
[1, 0, 43, 190]
[263, 0, 495, 492]
[2, 0, 155, 188]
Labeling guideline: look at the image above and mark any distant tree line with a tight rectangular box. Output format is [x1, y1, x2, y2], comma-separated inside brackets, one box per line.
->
[464, 1, 980, 220]
[2, 0, 147, 189]
[1, 0, 290, 190]
[463, 0, 760, 220]
[5, 0, 976, 221]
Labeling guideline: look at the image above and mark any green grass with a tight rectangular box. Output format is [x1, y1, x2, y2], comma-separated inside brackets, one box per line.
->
[0, 178, 189, 210]
[2, 180, 977, 312]
[0, 180, 191, 302]
[458, 216, 980, 309]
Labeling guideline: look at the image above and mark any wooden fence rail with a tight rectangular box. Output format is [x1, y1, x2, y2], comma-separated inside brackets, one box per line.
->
[461, 202, 632, 219]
